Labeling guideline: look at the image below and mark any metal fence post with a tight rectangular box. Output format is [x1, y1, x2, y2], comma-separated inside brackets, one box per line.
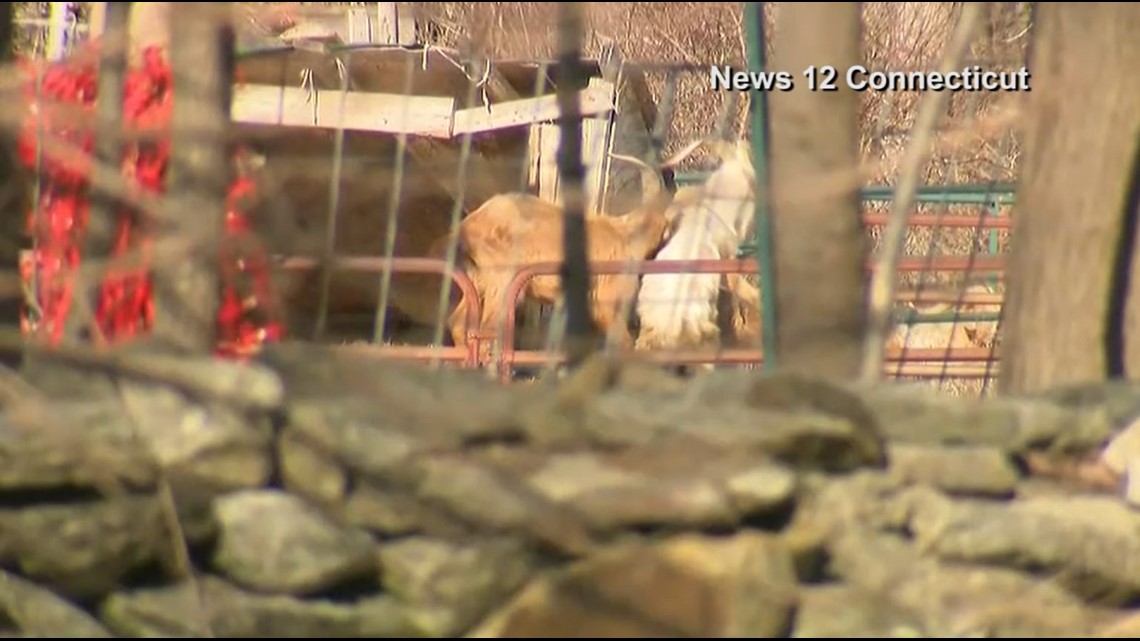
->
[555, 2, 598, 367]
[744, 1, 778, 373]
[157, 3, 232, 353]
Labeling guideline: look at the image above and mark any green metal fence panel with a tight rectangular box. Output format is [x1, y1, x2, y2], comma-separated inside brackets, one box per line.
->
[743, 1, 778, 373]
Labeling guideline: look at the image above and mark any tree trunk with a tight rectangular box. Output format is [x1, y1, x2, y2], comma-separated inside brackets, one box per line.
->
[768, 2, 866, 378]
[999, 3, 1140, 395]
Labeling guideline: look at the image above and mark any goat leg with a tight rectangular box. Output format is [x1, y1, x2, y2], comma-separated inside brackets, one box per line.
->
[724, 273, 761, 309]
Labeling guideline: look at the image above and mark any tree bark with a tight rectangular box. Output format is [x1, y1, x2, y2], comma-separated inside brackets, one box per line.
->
[999, 3, 1140, 394]
[768, 2, 866, 378]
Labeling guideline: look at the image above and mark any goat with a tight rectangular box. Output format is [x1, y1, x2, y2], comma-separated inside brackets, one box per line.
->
[887, 283, 1002, 353]
[633, 138, 761, 362]
[432, 157, 680, 354]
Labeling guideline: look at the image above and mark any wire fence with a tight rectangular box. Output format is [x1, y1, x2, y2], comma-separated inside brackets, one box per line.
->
[12, 2, 1024, 396]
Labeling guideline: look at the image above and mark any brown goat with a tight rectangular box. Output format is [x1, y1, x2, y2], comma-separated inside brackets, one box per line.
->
[431, 161, 679, 352]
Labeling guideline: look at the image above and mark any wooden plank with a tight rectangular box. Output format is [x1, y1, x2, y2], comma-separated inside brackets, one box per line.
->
[231, 85, 456, 138]
[526, 118, 612, 213]
[582, 77, 617, 214]
[346, 7, 373, 43]
[376, 2, 417, 45]
[275, 4, 412, 45]
[453, 82, 615, 136]
[528, 124, 560, 204]
[525, 80, 618, 213]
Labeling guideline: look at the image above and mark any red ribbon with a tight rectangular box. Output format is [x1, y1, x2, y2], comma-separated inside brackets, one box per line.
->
[18, 43, 284, 357]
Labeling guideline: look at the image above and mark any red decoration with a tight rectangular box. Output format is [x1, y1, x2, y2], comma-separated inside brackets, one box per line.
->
[18, 43, 284, 357]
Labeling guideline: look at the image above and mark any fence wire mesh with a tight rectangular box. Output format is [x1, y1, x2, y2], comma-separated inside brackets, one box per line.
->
[11, 2, 1028, 397]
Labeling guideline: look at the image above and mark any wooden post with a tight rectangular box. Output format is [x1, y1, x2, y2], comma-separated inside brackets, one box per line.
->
[153, 3, 231, 352]
[768, 2, 866, 378]
[554, 2, 599, 365]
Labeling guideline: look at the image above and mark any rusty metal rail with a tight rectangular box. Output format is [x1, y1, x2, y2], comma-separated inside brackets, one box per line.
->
[862, 213, 1013, 229]
[272, 254, 1004, 379]
[495, 257, 1003, 382]
[278, 256, 484, 366]
[273, 241, 1006, 380]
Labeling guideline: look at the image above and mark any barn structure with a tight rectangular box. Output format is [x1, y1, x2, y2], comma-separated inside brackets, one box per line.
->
[23, 2, 669, 356]
[229, 6, 669, 349]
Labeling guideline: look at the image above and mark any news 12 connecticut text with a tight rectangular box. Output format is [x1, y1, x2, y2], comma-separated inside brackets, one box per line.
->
[710, 65, 1032, 93]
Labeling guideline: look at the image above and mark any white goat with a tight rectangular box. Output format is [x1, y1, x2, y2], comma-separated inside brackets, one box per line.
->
[633, 139, 761, 357]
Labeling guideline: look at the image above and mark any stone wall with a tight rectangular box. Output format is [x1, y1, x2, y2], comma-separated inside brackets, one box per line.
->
[3, 344, 1140, 637]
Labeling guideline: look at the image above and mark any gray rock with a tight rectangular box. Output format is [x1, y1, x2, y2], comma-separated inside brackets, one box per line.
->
[378, 536, 537, 636]
[582, 395, 885, 473]
[794, 470, 913, 536]
[792, 585, 926, 638]
[826, 528, 926, 593]
[471, 533, 798, 637]
[1029, 380, 1140, 430]
[118, 382, 273, 491]
[887, 443, 1019, 497]
[854, 384, 1113, 453]
[343, 481, 473, 539]
[740, 375, 886, 463]
[907, 491, 1140, 603]
[103, 346, 285, 412]
[211, 490, 377, 595]
[100, 577, 421, 638]
[262, 343, 520, 445]
[0, 401, 158, 494]
[344, 484, 435, 537]
[278, 429, 348, 507]
[515, 370, 886, 473]
[724, 464, 799, 516]
[0, 570, 111, 637]
[799, 475, 1106, 636]
[1098, 610, 1140, 637]
[0, 496, 171, 600]
[416, 454, 594, 556]
[21, 363, 120, 401]
[522, 445, 796, 531]
[890, 563, 1098, 637]
[827, 527, 1097, 636]
[286, 401, 425, 480]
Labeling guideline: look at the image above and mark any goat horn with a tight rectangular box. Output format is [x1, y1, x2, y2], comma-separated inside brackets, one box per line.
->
[660, 137, 708, 169]
[609, 152, 667, 209]
[608, 152, 655, 171]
